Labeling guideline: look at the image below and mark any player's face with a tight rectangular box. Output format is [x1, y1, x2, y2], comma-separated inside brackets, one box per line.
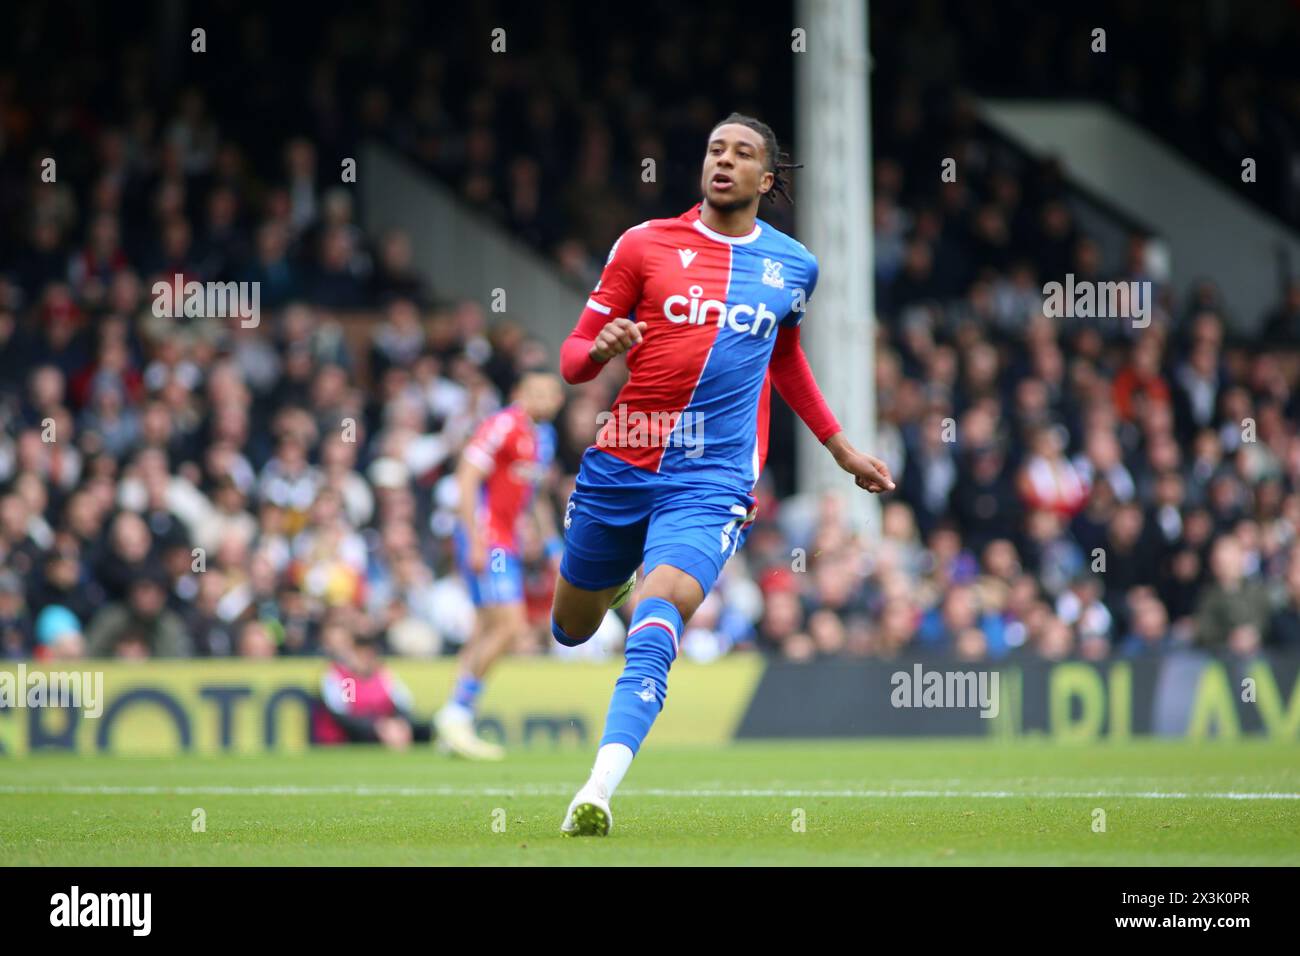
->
[701, 124, 773, 212]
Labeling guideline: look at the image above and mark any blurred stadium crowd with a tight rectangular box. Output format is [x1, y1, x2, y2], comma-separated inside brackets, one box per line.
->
[1, 1, 1299, 664]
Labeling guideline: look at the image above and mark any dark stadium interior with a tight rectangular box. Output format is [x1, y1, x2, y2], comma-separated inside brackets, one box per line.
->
[2, 0, 1300, 670]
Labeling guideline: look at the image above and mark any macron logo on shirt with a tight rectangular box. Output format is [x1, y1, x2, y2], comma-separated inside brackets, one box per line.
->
[677, 249, 697, 268]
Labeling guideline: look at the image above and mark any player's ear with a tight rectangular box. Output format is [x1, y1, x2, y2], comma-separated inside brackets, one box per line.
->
[759, 170, 774, 197]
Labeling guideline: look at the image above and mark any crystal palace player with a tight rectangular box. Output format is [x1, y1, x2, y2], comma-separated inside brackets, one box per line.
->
[552, 114, 894, 835]
[437, 371, 565, 759]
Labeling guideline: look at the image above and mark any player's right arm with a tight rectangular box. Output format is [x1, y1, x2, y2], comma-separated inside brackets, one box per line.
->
[560, 225, 650, 383]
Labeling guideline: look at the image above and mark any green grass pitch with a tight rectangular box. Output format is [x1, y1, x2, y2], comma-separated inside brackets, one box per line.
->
[2, 740, 1298, 865]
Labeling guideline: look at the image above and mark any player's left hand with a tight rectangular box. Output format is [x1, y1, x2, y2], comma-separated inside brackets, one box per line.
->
[837, 450, 895, 493]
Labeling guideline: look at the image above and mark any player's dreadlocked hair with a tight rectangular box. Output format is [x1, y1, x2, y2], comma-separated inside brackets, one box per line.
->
[714, 112, 803, 204]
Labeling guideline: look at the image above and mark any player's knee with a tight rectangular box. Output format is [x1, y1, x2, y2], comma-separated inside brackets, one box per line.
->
[640, 567, 703, 621]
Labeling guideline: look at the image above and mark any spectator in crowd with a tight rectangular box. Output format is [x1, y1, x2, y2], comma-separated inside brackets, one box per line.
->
[1269, 548, 1300, 649]
[1194, 537, 1270, 657]
[1118, 589, 1177, 657]
[313, 630, 431, 747]
[0, 572, 32, 658]
[33, 604, 85, 660]
[85, 571, 192, 658]
[1018, 427, 1088, 518]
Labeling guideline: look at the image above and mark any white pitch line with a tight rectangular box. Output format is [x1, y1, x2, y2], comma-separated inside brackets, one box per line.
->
[0, 784, 1298, 800]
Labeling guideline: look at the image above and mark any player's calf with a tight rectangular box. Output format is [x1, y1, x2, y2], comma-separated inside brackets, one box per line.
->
[559, 595, 683, 835]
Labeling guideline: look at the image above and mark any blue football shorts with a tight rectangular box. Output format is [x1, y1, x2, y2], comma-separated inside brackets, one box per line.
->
[558, 447, 758, 597]
[453, 523, 525, 607]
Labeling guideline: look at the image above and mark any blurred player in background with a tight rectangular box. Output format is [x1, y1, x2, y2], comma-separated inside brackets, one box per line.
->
[552, 114, 894, 834]
[435, 371, 566, 759]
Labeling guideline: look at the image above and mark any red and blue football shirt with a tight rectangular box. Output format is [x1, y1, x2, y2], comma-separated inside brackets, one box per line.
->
[562, 204, 821, 494]
[461, 404, 549, 550]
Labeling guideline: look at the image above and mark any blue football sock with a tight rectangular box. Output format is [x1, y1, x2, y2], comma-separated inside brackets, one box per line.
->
[450, 673, 483, 713]
[599, 596, 681, 754]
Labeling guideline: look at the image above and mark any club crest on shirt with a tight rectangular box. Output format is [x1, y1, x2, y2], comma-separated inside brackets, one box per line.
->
[762, 258, 785, 289]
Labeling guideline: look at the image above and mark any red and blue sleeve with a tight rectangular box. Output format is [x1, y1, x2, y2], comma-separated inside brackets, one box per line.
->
[768, 324, 842, 444]
[560, 226, 646, 383]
